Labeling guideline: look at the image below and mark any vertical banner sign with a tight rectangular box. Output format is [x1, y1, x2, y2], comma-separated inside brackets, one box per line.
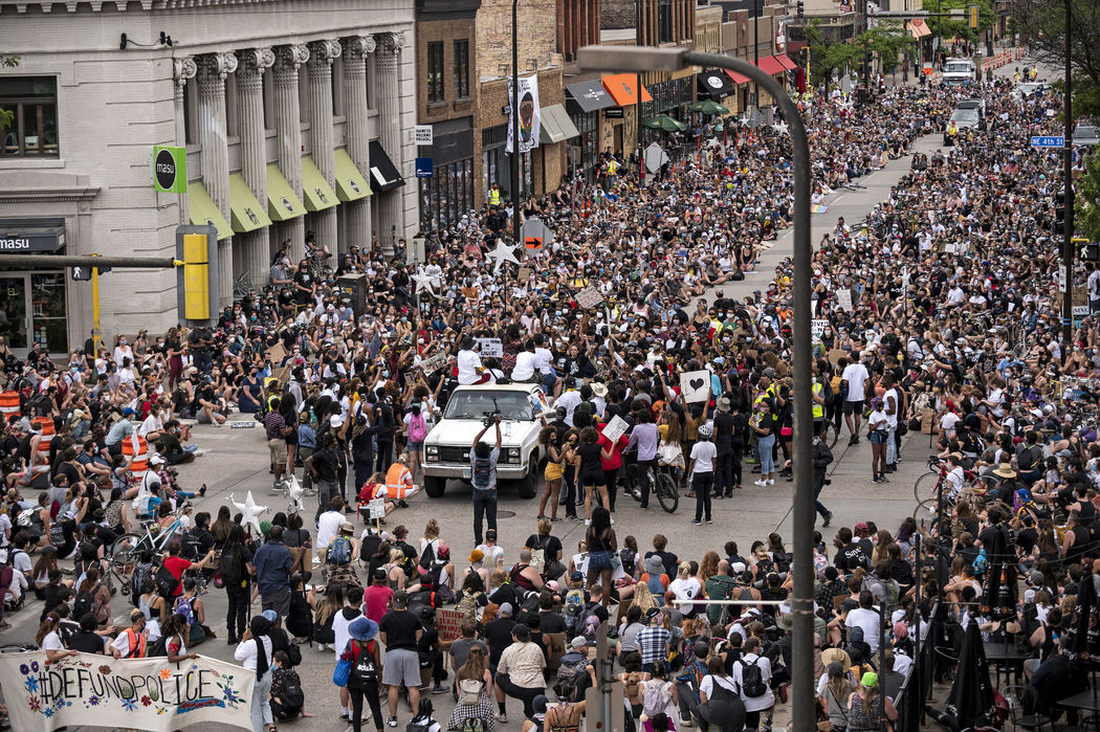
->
[506, 75, 541, 154]
[0, 651, 256, 732]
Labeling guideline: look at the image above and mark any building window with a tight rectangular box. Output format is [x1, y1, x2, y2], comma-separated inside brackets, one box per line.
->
[0, 76, 58, 157]
[453, 40, 470, 100]
[426, 41, 444, 103]
[420, 158, 473, 231]
[658, 0, 673, 44]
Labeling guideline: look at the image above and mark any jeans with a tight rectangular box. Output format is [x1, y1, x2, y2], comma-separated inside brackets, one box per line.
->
[693, 472, 714, 522]
[261, 586, 291, 618]
[472, 489, 498, 545]
[715, 452, 734, 495]
[348, 681, 383, 732]
[250, 670, 273, 732]
[315, 478, 338, 522]
[226, 586, 249, 641]
[638, 458, 657, 508]
[496, 673, 543, 718]
[676, 681, 701, 725]
[814, 478, 829, 518]
[758, 434, 776, 474]
[886, 426, 897, 466]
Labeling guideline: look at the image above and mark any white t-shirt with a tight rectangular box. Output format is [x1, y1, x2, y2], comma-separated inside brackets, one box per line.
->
[512, 351, 538, 381]
[841, 363, 870, 402]
[332, 607, 362, 660]
[475, 543, 505, 567]
[883, 387, 900, 428]
[316, 510, 344, 549]
[139, 414, 163, 438]
[0, 513, 10, 548]
[846, 607, 882, 652]
[41, 630, 64, 652]
[700, 673, 739, 701]
[689, 441, 717, 474]
[555, 390, 582, 427]
[456, 349, 484, 385]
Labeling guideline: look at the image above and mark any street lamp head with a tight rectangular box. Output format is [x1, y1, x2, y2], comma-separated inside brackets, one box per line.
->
[577, 45, 688, 73]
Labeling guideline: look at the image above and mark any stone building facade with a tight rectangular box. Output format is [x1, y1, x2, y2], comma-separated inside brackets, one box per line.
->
[0, 0, 417, 352]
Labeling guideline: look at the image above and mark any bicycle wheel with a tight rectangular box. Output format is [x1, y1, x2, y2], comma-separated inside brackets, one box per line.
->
[108, 533, 141, 587]
[912, 497, 939, 522]
[656, 473, 679, 514]
[913, 471, 939, 502]
[624, 463, 641, 502]
[822, 421, 839, 450]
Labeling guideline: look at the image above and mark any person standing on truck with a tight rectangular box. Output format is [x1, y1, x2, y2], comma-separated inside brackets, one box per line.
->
[470, 416, 502, 545]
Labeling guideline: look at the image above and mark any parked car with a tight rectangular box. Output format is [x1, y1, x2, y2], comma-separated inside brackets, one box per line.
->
[421, 382, 548, 498]
[1074, 124, 1099, 147]
[942, 58, 976, 84]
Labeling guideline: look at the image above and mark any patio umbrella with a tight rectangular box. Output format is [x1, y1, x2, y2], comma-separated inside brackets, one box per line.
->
[688, 99, 729, 116]
[643, 114, 687, 133]
[943, 622, 996, 729]
[1072, 571, 1099, 655]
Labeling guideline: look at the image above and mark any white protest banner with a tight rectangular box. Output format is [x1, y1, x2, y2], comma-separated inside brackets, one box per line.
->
[575, 286, 604, 310]
[506, 75, 540, 154]
[475, 338, 503, 358]
[601, 415, 629, 444]
[680, 369, 712, 403]
[835, 289, 853, 312]
[0, 650, 255, 732]
[418, 350, 450, 374]
[811, 320, 829, 339]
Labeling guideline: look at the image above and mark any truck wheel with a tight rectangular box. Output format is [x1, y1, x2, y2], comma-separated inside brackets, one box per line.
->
[424, 476, 447, 498]
[515, 461, 539, 499]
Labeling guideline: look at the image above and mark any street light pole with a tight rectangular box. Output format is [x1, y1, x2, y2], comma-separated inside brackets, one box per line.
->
[1062, 0, 1074, 346]
[754, 0, 760, 110]
[637, 0, 644, 185]
[578, 43, 815, 732]
[512, 0, 522, 256]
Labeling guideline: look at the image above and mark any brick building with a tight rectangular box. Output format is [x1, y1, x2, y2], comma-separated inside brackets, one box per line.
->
[415, 0, 480, 232]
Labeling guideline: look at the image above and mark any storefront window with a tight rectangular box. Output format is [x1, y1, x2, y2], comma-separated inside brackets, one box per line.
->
[419, 158, 475, 232]
[0, 271, 67, 355]
[568, 110, 598, 181]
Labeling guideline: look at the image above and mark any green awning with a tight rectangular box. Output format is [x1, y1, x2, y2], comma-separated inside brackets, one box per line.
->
[334, 149, 371, 202]
[188, 181, 232, 240]
[300, 155, 338, 212]
[266, 164, 306, 222]
[228, 173, 272, 233]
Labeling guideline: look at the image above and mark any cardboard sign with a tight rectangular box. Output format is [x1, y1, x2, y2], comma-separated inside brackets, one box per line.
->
[517, 266, 533, 282]
[921, 408, 936, 435]
[835, 289, 853, 312]
[827, 349, 848, 367]
[680, 369, 711, 403]
[601, 415, 630, 444]
[368, 498, 386, 519]
[575, 286, 605, 310]
[266, 342, 288, 365]
[475, 338, 503, 358]
[436, 608, 465, 643]
[811, 320, 829, 339]
[418, 350, 450, 374]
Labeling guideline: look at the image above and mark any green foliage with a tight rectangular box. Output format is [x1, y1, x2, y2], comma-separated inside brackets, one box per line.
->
[923, 0, 995, 42]
[1078, 151, 1100, 246]
[804, 20, 914, 87]
[0, 53, 20, 128]
[1013, 0, 1100, 89]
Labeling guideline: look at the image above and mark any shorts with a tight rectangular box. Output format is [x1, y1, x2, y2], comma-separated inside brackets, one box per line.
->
[869, 430, 887, 445]
[544, 461, 563, 481]
[589, 550, 614, 572]
[269, 438, 288, 465]
[382, 648, 422, 687]
[407, 441, 424, 452]
[843, 399, 864, 415]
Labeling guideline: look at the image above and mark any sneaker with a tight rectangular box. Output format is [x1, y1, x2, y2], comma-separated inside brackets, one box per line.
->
[822, 511, 833, 528]
[705, 518, 713, 524]
[680, 716, 695, 727]
[849, 435, 859, 446]
[431, 684, 448, 694]
[766, 479, 775, 485]
[497, 713, 508, 723]
[692, 520, 702, 526]
[754, 479, 767, 487]
[584, 519, 592, 526]
[879, 475, 890, 483]
[387, 716, 398, 728]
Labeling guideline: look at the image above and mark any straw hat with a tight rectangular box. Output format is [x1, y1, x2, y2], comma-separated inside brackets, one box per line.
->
[820, 647, 852, 674]
[993, 462, 1016, 479]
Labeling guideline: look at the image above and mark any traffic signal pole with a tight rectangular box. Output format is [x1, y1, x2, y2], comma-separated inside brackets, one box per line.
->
[0, 255, 181, 269]
[1063, 0, 1074, 347]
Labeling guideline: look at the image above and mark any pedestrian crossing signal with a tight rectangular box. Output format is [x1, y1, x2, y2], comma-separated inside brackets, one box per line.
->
[71, 266, 92, 281]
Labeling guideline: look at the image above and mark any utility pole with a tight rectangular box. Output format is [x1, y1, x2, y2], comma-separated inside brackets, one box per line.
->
[1062, 0, 1074, 346]
[637, 0, 644, 185]
[753, 0, 760, 110]
[511, 0, 522, 257]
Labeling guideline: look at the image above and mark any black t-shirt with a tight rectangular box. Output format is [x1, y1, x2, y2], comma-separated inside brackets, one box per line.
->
[294, 271, 314, 303]
[713, 411, 735, 452]
[483, 617, 517, 664]
[525, 533, 563, 563]
[577, 443, 604, 480]
[379, 609, 421, 651]
[66, 629, 105, 654]
[539, 611, 567, 634]
[834, 543, 869, 573]
[311, 448, 338, 483]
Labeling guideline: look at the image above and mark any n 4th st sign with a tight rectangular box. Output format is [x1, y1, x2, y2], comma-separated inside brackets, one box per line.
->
[152, 145, 188, 193]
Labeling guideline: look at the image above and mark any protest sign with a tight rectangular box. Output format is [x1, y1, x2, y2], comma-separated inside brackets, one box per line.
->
[418, 350, 450, 374]
[575, 286, 604, 309]
[601, 415, 629, 444]
[265, 342, 287, 365]
[475, 338, 503, 358]
[369, 498, 386, 519]
[680, 370, 711, 403]
[811, 320, 829, 339]
[436, 608, 464, 643]
[0, 650, 255, 732]
[835, 289, 853, 312]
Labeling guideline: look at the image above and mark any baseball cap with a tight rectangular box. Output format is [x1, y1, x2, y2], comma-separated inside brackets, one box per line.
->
[499, 602, 514, 616]
[570, 571, 585, 582]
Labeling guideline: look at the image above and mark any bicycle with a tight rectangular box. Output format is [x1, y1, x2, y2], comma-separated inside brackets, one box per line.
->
[106, 503, 192, 590]
[623, 460, 679, 514]
[911, 455, 996, 520]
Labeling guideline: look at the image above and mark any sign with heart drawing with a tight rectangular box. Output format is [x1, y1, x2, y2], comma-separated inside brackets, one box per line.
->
[680, 369, 711, 403]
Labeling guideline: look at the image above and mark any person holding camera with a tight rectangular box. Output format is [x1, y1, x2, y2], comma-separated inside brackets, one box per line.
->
[812, 424, 835, 528]
[470, 416, 502, 545]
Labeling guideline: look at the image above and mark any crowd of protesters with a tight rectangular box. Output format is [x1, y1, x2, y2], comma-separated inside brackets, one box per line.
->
[3, 55, 1100, 732]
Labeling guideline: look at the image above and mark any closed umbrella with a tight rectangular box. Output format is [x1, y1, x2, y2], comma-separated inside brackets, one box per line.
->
[1072, 571, 1099, 655]
[944, 622, 996, 728]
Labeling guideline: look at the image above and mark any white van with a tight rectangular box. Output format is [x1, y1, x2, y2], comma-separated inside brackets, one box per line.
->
[942, 58, 975, 85]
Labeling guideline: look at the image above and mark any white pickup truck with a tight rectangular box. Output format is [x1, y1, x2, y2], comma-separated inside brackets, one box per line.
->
[422, 383, 549, 499]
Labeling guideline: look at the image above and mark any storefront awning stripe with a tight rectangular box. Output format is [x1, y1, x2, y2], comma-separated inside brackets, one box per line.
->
[540, 106, 567, 144]
[601, 73, 653, 107]
[776, 54, 799, 71]
[368, 140, 405, 194]
[756, 56, 786, 76]
[333, 149, 372, 202]
[553, 106, 580, 140]
[265, 164, 306, 222]
[565, 80, 615, 113]
[300, 156, 338, 212]
[187, 182, 232, 241]
[724, 68, 752, 85]
[228, 173, 272, 234]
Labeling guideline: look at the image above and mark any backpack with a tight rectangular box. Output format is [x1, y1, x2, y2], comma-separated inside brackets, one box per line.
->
[419, 541, 437, 570]
[408, 413, 428, 443]
[456, 590, 481, 622]
[147, 635, 168, 657]
[471, 455, 494, 490]
[155, 564, 178, 599]
[329, 536, 352, 566]
[73, 587, 96, 621]
[175, 596, 195, 627]
[273, 668, 304, 718]
[16, 507, 36, 528]
[557, 654, 590, 700]
[130, 562, 153, 607]
[458, 678, 485, 706]
[218, 545, 244, 588]
[820, 377, 835, 406]
[646, 574, 666, 605]
[529, 536, 549, 574]
[739, 657, 768, 698]
[406, 715, 435, 732]
[348, 640, 378, 687]
[181, 530, 204, 561]
[618, 548, 636, 578]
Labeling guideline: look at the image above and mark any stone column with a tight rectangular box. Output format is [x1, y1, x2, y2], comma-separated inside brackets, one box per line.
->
[375, 31, 405, 255]
[172, 56, 196, 224]
[272, 43, 310, 261]
[307, 39, 341, 255]
[196, 51, 238, 307]
[236, 47, 275, 288]
[341, 35, 375, 251]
